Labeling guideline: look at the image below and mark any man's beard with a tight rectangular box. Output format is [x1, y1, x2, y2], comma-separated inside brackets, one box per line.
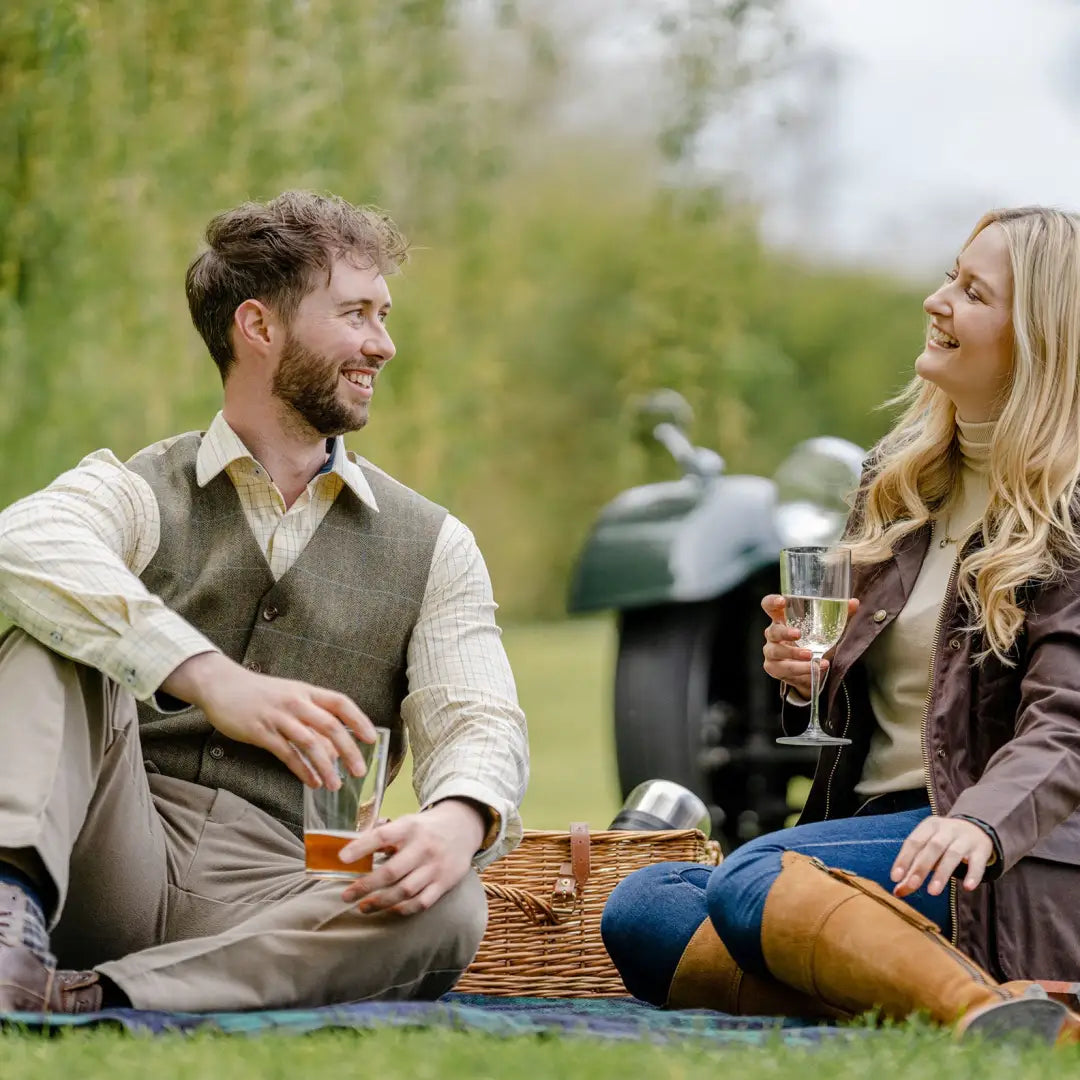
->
[271, 332, 366, 438]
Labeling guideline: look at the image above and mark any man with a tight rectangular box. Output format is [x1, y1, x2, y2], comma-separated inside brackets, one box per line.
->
[0, 191, 529, 1013]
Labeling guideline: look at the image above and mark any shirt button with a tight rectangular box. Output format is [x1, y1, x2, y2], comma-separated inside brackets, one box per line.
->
[873, 609, 888, 623]
[209, 745, 225, 760]
[244, 661, 262, 673]
[949, 639, 961, 650]
[262, 605, 279, 622]
[50, 630, 62, 643]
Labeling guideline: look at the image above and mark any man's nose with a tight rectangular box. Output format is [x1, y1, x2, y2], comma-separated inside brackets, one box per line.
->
[362, 327, 395, 363]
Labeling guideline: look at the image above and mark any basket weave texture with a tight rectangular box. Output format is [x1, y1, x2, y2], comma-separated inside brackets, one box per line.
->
[457, 827, 721, 997]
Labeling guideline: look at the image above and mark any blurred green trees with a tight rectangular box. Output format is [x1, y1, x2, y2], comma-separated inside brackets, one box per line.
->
[1, 0, 927, 617]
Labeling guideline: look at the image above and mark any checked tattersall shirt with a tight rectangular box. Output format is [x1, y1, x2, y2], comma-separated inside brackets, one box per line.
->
[0, 412, 528, 868]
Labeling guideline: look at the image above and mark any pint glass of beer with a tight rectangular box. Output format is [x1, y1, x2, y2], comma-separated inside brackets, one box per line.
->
[303, 726, 390, 877]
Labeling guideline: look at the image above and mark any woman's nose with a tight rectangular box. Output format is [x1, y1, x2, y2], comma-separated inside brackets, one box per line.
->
[923, 287, 949, 316]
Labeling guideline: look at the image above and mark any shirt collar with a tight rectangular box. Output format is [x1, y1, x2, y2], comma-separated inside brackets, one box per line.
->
[196, 412, 379, 512]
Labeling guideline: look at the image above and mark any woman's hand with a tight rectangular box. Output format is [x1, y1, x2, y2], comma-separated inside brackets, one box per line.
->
[761, 595, 860, 699]
[891, 817, 994, 897]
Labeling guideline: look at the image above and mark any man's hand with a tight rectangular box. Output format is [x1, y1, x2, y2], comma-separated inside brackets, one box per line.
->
[161, 652, 375, 789]
[337, 799, 486, 916]
[891, 816, 994, 898]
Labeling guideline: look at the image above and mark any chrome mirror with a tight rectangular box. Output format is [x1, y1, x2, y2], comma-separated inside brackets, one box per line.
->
[630, 388, 694, 442]
[773, 437, 865, 547]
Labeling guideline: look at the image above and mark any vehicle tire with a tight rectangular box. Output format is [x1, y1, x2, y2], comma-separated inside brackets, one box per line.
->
[614, 600, 719, 807]
[613, 579, 814, 851]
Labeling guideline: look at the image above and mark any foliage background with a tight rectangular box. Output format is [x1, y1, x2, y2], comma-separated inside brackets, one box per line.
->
[1, 0, 928, 618]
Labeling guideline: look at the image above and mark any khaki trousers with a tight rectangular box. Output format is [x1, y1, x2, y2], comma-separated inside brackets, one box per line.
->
[0, 629, 487, 1011]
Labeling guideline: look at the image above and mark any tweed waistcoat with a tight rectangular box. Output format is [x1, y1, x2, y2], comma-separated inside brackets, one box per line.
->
[126, 432, 446, 835]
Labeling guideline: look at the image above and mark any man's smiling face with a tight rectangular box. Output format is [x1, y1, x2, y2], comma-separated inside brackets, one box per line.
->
[271, 257, 396, 438]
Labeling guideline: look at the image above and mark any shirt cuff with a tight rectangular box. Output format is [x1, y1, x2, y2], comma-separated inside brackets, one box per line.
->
[430, 797, 502, 850]
[105, 609, 221, 707]
[421, 779, 523, 871]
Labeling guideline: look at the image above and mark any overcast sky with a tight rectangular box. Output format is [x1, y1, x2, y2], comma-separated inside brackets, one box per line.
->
[759, 0, 1080, 275]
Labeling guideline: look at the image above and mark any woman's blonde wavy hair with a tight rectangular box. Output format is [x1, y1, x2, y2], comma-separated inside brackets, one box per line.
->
[846, 207, 1080, 662]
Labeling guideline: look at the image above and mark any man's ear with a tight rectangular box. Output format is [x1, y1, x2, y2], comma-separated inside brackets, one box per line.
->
[233, 299, 278, 356]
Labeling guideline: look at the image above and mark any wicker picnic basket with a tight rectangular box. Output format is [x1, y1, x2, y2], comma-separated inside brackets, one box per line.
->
[457, 823, 722, 997]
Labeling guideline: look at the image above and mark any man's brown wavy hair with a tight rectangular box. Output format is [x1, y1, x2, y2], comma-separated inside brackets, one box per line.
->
[186, 191, 409, 381]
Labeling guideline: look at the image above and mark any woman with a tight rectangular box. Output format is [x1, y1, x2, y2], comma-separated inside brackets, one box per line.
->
[601, 207, 1080, 1042]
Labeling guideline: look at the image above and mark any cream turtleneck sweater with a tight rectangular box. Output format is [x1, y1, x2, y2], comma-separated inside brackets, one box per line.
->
[855, 418, 994, 797]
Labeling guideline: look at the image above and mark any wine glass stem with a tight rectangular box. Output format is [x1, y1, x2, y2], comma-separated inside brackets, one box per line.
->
[807, 653, 824, 735]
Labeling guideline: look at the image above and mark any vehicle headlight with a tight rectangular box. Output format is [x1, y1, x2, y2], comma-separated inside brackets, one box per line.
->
[772, 437, 865, 548]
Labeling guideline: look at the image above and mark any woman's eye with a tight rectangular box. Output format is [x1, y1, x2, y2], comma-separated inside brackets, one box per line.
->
[944, 269, 958, 282]
[966, 288, 981, 302]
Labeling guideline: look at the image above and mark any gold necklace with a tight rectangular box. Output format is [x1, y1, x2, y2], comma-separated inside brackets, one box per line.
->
[935, 518, 977, 548]
[935, 520, 959, 548]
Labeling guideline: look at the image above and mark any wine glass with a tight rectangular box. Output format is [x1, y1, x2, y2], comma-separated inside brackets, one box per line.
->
[776, 545, 852, 747]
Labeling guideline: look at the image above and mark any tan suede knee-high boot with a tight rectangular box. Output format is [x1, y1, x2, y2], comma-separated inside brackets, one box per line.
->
[666, 917, 849, 1019]
[759, 851, 1075, 1042]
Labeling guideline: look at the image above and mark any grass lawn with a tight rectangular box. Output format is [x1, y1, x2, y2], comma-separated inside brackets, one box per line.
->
[1, 1022, 1076, 1078]
[1, 617, 1072, 1075]
[382, 614, 623, 828]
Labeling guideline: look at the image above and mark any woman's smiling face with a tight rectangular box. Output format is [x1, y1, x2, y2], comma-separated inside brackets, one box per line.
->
[915, 223, 1015, 422]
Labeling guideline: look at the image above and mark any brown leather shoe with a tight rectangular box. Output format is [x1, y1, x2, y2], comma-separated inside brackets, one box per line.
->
[53, 967, 104, 1013]
[0, 945, 102, 1013]
[0, 883, 102, 1014]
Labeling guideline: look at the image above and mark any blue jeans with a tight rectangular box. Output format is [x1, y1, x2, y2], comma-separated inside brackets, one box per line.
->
[601, 807, 952, 1005]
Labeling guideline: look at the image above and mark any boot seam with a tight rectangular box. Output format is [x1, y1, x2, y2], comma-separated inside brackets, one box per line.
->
[806, 895, 859, 1001]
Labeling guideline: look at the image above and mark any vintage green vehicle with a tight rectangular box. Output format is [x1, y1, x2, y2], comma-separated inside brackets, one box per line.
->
[567, 390, 864, 851]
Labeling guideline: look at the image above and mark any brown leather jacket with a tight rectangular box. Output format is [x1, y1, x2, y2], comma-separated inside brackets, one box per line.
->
[794, 524, 1080, 980]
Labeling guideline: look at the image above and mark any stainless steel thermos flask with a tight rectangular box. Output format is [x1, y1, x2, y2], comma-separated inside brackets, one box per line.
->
[607, 779, 711, 836]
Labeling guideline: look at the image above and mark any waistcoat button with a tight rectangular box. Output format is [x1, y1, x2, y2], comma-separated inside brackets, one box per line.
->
[244, 661, 262, 673]
[873, 609, 887, 623]
[936, 747, 946, 758]
[209, 745, 225, 760]
[262, 605, 279, 622]
[949, 639, 961, 650]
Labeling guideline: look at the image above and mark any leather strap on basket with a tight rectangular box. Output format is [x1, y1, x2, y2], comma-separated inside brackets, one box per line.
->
[552, 821, 590, 903]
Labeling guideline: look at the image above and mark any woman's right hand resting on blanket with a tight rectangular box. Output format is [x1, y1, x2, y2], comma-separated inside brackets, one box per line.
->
[761, 594, 860, 700]
[162, 651, 375, 789]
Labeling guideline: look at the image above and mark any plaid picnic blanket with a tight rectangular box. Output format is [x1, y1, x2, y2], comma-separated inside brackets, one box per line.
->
[0, 993, 863, 1045]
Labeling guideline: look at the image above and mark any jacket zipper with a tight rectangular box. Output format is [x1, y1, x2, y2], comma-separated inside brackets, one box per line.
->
[823, 680, 853, 820]
[920, 559, 961, 945]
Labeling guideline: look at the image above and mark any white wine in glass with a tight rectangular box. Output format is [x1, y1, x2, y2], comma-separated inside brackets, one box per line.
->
[777, 546, 852, 747]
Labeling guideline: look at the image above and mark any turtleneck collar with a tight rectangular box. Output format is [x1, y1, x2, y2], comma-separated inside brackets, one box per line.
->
[956, 416, 994, 473]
